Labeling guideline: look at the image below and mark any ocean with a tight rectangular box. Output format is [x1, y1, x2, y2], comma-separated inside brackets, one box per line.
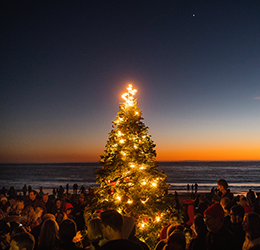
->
[1, 161, 260, 194]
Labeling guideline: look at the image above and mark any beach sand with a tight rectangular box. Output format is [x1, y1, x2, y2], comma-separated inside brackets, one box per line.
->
[16, 188, 247, 205]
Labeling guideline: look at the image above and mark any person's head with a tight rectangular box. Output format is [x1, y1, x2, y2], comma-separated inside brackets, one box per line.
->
[29, 191, 37, 201]
[100, 210, 123, 240]
[217, 179, 228, 192]
[62, 202, 73, 215]
[34, 207, 43, 218]
[199, 195, 206, 203]
[42, 194, 48, 203]
[38, 219, 59, 248]
[0, 196, 7, 205]
[242, 212, 260, 240]
[78, 194, 85, 205]
[12, 201, 24, 214]
[230, 205, 244, 223]
[56, 212, 65, 225]
[42, 213, 55, 222]
[10, 232, 35, 250]
[189, 193, 196, 201]
[59, 219, 77, 243]
[169, 213, 179, 226]
[203, 203, 224, 233]
[55, 199, 61, 208]
[240, 196, 249, 206]
[220, 197, 230, 213]
[87, 218, 103, 244]
[211, 194, 220, 203]
[191, 213, 208, 235]
[164, 229, 186, 250]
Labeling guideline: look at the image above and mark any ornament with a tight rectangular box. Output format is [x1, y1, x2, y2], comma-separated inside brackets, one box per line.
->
[112, 124, 116, 128]
[143, 217, 149, 223]
[122, 195, 128, 203]
[111, 182, 116, 187]
[107, 189, 113, 195]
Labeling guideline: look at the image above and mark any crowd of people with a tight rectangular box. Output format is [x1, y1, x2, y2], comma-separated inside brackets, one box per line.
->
[1, 179, 260, 250]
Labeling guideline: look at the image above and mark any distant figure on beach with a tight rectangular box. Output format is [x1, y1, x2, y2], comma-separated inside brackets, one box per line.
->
[191, 184, 194, 192]
[58, 185, 64, 197]
[80, 185, 86, 194]
[0, 186, 7, 196]
[39, 186, 44, 197]
[22, 184, 28, 197]
[187, 184, 190, 191]
[73, 183, 78, 194]
[194, 183, 198, 193]
[66, 183, 69, 194]
[217, 179, 233, 201]
[8, 186, 16, 199]
[247, 189, 256, 207]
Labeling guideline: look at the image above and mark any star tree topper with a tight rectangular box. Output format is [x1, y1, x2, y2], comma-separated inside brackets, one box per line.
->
[122, 84, 137, 107]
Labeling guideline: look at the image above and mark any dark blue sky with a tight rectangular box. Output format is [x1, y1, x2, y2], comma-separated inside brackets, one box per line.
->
[1, 0, 260, 162]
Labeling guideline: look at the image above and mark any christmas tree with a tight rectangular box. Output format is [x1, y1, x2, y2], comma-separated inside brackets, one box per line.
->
[92, 84, 179, 248]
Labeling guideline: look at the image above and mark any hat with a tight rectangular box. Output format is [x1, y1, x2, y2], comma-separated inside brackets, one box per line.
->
[204, 203, 224, 221]
[0, 197, 7, 202]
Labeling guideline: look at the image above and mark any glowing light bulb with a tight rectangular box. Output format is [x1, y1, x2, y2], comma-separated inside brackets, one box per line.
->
[152, 182, 157, 187]
[141, 223, 145, 228]
[134, 144, 137, 149]
[130, 164, 135, 168]
[156, 216, 160, 222]
[116, 196, 121, 201]
[142, 181, 147, 185]
[120, 139, 124, 144]
[122, 84, 137, 107]
[118, 131, 122, 136]
[135, 111, 139, 115]
[127, 200, 133, 204]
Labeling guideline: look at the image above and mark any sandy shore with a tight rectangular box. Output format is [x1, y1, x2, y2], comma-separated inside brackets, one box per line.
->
[15, 188, 247, 205]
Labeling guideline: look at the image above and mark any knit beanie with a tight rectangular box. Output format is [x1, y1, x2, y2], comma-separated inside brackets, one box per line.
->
[203, 203, 224, 221]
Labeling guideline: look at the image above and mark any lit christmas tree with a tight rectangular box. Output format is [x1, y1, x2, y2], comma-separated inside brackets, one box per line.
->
[91, 84, 179, 248]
